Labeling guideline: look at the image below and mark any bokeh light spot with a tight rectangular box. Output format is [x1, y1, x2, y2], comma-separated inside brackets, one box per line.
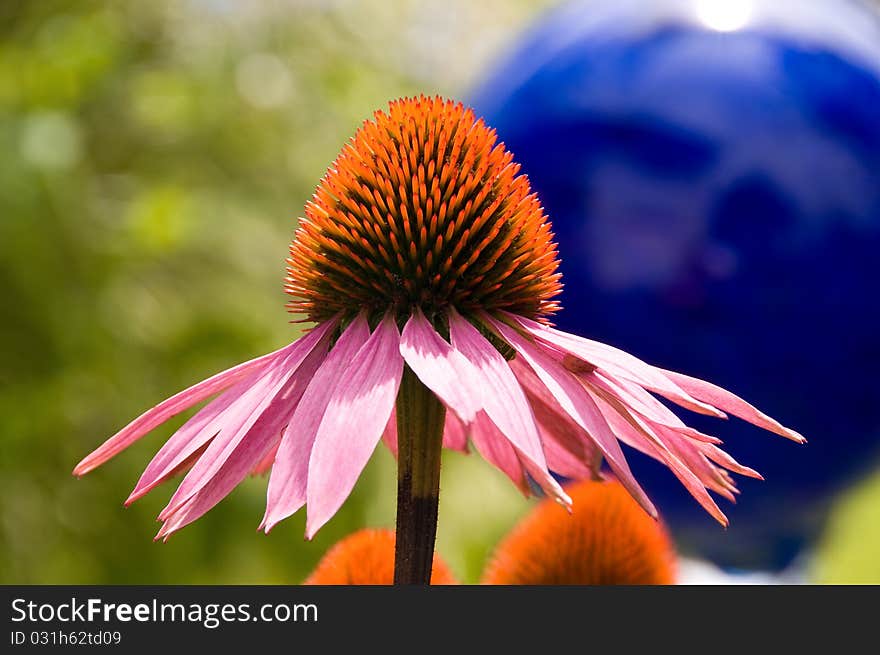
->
[19, 112, 83, 171]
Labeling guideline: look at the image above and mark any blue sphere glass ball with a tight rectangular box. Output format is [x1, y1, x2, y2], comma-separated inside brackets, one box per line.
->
[472, 0, 880, 569]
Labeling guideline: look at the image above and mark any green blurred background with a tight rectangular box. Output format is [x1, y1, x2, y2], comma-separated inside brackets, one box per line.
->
[1, 0, 877, 584]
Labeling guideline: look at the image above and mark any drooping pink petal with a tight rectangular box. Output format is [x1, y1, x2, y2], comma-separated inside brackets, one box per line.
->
[73, 342, 295, 476]
[470, 412, 530, 495]
[125, 370, 261, 504]
[305, 313, 404, 539]
[506, 312, 727, 419]
[158, 320, 336, 523]
[137, 439, 214, 496]
[449, 310, 546, 471]
[155, 325, 334, 538]
[156, 338, 331, 539]
[382, 409, 398, 457]
[624, 416, 742, 499]
[489, 315, 656, 518]
[252, 439, 281, 476]
[586, 370, 722, 445]
[662, 441, 741, 502]
[508, 354, 603, 480]
[522, 460, 572, 509]
[536, 416, 600, 481]
[702, 443, 763, 480]
[591, 386, 729, 525]
[579, 370, 758, 502]
[158, 343, 329, 536]
[442, 411, 469, 453]
[399, 308, 482, 424]
[659, 369, 806, 443]
[261, 315, 371, 532]
[470, 411, 571, 507]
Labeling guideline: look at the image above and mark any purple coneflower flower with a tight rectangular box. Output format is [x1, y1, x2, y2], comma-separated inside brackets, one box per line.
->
[75, 97, 802, 579]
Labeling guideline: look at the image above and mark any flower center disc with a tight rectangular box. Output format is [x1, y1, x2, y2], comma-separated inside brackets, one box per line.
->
[286, 96, 562, 324]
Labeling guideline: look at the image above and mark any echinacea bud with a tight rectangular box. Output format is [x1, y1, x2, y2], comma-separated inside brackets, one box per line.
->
[304, 528, 458, 585]
[482, 480, 677, 585]
[286, 95, 562, 325]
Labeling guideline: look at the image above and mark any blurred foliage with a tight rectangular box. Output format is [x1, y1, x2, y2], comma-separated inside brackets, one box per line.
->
[0, 0, 555, 584]
[813, 469, 880, 584]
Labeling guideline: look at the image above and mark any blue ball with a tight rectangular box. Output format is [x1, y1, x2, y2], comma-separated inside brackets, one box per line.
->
[472, 0, 880, 569]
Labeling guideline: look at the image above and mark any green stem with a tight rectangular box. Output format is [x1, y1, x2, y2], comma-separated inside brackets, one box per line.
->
[393, 365, 445, 585]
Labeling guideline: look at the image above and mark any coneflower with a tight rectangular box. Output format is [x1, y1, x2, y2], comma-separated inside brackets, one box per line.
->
[304, 528, 457, 585]
[74, 96, 802, 584]
[482, 480, 676, 585]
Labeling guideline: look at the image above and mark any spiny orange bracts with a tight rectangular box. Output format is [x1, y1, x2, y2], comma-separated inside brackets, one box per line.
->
[286, 95, 562, 324]
[482, 480, 676, 585]
[303, 528, 458, 585]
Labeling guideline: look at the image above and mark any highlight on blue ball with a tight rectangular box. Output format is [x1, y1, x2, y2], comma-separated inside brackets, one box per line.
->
[472, 0, 880, 570]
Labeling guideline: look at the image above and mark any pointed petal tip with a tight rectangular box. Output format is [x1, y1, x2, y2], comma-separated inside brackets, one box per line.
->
[124, 487, 149, 506]
[155, 515, 184, 542]
[260, 512, 282, 534]
[555, 490, 573, 512]
[156, 501, 181, 521]
[303, 510, 324, 541]
[72, 456, 102, 477]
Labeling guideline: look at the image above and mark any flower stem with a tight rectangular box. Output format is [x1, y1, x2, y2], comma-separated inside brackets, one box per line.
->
[394, 365, 445, 585]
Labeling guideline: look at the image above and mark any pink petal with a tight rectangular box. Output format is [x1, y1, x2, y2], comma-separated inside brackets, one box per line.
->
[305, 313, 404, 539]
[449, 310, 546, 470]
[73, 342, 294, 476]
[399, 308, 482, 424]
[506, 312, 727, 419]
[509, 355, 602, 479]
[659, 369, 806, 443]
[442, 411, 470, 453]
[702, 444, 763, 480]
[632, 423, 742, 499]
[126, 370, 261, 504]
[587, 371, 721, 445]
[251, 439, 280, 476]
[470, 412, 529, 494]
[382, 409, 398, 457]
[523, 462, 572, 508]
[261, 315, 371, 532]
[489, 315, 656, 518]
[581, 371, 754, 501]
[592, 387, 729, 525]
[158, 320, 336, 523]
[156, 337, 330, 539]
[471, 411, 571, 507]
